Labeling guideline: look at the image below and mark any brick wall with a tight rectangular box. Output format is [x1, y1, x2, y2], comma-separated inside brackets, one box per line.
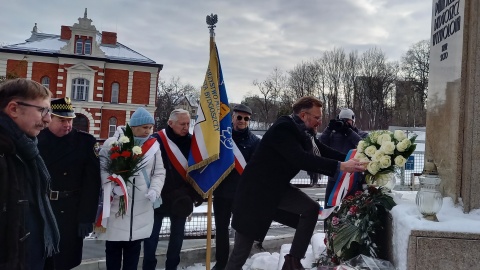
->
[31, 62, 59, 95]
[101, 31, 117, 45]
[100, 109, 127, 138]
[132, 71, 151, 104]
[104, 69, 129, 103]
[7, 59, 27, 78]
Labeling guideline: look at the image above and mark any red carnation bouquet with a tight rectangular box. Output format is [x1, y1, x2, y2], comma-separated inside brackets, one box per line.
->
[103, 124, 146, 217]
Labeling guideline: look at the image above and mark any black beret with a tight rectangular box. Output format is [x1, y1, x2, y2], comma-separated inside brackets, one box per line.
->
[233, 104, 252, 115]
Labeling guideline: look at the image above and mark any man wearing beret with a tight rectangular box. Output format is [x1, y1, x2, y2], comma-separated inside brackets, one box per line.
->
[211, 104, 260, 270]
[37, 97, 101, 270]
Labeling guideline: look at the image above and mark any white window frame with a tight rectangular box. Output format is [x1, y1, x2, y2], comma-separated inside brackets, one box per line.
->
[41, 76, 50, 89]
[111, 82, 119, 103]
[71, 78, 89, 101]
[75, 39, 83, 54]
[84, 40, 92, 55]
[108, 117, 117, 137]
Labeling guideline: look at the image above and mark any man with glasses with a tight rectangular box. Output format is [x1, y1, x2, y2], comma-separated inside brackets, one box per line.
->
[0, 78, 60, 270]
[212, 104, 260, 270]
[37, 97, 100, 270]
[226, 97, 367, 270]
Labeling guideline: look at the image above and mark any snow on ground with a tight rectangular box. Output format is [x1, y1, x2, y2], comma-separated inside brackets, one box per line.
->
[171, 191, 480, 270]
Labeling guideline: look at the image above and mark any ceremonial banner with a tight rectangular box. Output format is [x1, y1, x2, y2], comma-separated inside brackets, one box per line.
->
[187, 44, 235, 197]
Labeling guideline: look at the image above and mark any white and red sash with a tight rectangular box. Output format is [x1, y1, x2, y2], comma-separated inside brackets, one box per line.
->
[232, 141, 246, 175]
[157, 130, 188, 179]
[141, 137, 159, 164]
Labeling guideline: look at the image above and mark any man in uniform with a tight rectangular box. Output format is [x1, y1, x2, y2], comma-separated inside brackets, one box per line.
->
[38, 97, 101, 270]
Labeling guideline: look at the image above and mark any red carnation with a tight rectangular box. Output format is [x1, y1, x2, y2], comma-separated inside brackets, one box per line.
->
[120, 151, 131, 158]
[110, 152, 121, 159]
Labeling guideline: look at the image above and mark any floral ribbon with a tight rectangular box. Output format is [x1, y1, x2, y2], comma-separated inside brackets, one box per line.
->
[327, 149, 359, 208]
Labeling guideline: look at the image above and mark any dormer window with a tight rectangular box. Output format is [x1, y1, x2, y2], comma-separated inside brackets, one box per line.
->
[75, 39, 83, 54]
[74, 36, 92, 55]
[84, 40, 92, 55]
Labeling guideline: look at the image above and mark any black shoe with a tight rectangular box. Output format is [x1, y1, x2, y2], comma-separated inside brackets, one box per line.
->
[281, 254, 305, 270]
[212, 263, 225, 270]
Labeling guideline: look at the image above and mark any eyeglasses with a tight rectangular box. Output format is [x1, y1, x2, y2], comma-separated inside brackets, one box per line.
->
[236, 115, 250, 121]
[304, 111, 322, 122]
[16, 101, 52, 117]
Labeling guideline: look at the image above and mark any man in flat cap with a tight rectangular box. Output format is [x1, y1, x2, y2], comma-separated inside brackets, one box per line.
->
[37, 97, 100, 270]
[211, 104, 260, 270]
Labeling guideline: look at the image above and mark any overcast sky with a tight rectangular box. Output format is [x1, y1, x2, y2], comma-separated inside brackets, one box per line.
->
[1, 0, 432, 103]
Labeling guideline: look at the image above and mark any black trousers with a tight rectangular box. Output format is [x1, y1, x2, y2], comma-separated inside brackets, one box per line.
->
[105, 240, 142, 270]
[213, 196, 234, 268]
[225, 187, 318, 270]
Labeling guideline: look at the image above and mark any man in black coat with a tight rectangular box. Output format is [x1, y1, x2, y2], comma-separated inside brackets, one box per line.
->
[37, 97, 100, 270]
[226, 97, 366, 270]
[143, 109, 203, 270]
[212, 104, 260, 270]
[0, 78, 60, 270]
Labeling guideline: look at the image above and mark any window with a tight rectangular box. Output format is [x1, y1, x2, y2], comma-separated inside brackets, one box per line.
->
[108, 117, 117, 137]
[111, 82, 119, 103]
[71, 78, 89, 101]
[84, 40, 92, 55]
[41, 76, 50, 89]
[75, 39, 83, 54]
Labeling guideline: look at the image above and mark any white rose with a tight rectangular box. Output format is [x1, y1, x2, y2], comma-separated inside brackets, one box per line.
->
[367, 161, 381, 175]
[109, 140, 119, 147]
[377, 133, 392, 145]
[394, 130, 407, 141]
[372, 150, 384, 161]
[357, 140, 368, 153]
[364, 145, 377, 157]
[354, 152, 367, 160]
[401, 138, 412, 148]
[380, 141, 395, 155]
[375, 173, 391, 186]
[119, 135, 130, 144]
[132, 146, 142, 155]
[394, 155, 407, 167]
[396, 141, 407, 152]
[379, 155, 391, 169]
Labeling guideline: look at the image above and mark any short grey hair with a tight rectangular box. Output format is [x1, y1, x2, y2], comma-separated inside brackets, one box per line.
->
[169, 109, 190, 121]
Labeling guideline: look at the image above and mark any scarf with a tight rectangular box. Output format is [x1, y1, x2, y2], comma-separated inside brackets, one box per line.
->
[290, 114, 321, 157]
[0, 112, 60, 256]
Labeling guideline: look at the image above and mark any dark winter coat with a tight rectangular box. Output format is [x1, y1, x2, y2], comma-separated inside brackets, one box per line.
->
[319, 126, 368, 155]
[37, 128, 101, 270]
[213, 127, 260, 198]
[152, 126, 203, 216]
[231, 115, 346, 241]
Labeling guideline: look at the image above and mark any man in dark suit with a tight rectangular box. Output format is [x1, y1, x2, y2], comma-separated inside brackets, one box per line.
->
[37, 97, 100, 270]
[212, 104, 260, 270]
[226, 96, 366, 270]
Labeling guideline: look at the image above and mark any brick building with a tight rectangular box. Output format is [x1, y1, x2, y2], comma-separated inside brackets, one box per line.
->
[0, 9, 163, 140]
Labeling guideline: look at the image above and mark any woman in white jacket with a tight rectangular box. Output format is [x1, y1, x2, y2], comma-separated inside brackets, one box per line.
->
[98, 107, 166, 270]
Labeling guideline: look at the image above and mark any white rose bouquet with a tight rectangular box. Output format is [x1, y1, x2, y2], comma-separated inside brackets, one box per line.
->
[354, 130, 417, 188]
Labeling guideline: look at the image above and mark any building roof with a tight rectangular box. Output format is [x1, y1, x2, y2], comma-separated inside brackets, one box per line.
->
[1, 31, 157, 65]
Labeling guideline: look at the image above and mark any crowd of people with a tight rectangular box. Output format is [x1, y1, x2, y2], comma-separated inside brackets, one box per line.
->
[0, 78, 367, 270]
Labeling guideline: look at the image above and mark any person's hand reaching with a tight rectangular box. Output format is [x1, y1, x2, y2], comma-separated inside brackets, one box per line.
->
[340, 158, 368, 173]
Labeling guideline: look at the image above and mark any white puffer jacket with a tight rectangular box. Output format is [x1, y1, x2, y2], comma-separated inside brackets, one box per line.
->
[97, 135, 165, 241]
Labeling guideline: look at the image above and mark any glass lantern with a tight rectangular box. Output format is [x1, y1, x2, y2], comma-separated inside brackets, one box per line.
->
[415, 174, 443, 221]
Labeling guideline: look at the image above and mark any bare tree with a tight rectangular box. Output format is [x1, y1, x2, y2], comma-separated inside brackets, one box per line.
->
[155, 77, 198, 130]
[398, 39, 430, 126]
[355, 47, 398, 130]
[251, 67, 287, 125]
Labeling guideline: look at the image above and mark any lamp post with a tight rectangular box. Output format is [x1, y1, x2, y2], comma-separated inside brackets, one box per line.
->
[415, 160, 443, 221]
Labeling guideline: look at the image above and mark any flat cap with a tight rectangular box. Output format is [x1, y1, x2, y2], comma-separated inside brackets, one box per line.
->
[233, 104, 252, 115]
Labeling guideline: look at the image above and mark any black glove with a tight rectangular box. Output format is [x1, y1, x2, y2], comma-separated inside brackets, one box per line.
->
[78, 223, 93, 238]
[327, 119, 337, 130]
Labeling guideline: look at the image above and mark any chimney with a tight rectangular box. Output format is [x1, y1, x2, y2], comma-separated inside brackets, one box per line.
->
[60, 25, 71, 40]
[101, 31, 117, 45]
